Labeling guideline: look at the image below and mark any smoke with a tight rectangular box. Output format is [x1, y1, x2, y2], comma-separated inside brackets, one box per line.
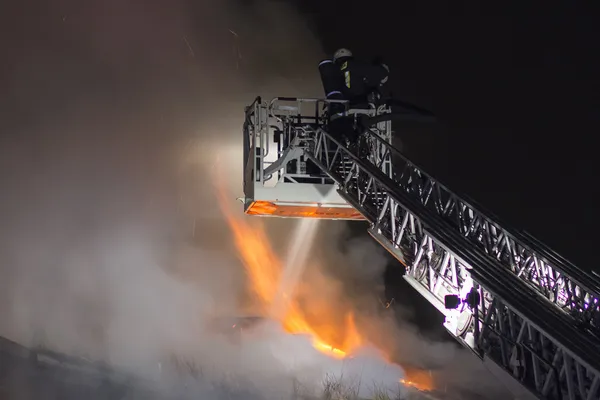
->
[0, 0, 320, 390]
[0, 0, 507, 398]
[303, 221, 510, 398]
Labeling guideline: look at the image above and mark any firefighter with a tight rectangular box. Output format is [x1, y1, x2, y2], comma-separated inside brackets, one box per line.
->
[331, 49, 389, 153]
[317, 49, 389, 150]
[332, 48, 390, 108]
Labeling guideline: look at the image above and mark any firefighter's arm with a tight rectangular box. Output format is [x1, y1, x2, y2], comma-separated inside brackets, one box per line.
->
[366, 62, 389, 87]
[378, 63, 389, 85]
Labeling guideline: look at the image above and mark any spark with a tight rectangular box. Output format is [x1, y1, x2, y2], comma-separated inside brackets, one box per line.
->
[379, 297, 395, 309]
[229, 29, 242, 69]
[182, 35, 195, 57]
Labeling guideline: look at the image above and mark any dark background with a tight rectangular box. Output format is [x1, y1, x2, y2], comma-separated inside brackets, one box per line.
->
[294, 2, 600, 332]
[0, 1, 598, 396]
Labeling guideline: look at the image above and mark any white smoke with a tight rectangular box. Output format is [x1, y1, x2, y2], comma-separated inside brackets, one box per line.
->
[0, 0, 507, 398]
[0, 0, 322, 391]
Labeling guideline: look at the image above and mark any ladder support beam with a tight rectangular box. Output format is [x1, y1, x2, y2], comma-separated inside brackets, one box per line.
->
[242, 97, 600, 400]
[305, 127, 600, 400]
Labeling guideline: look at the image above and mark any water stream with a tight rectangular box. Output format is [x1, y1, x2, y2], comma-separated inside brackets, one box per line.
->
[269, 218, 321, 320]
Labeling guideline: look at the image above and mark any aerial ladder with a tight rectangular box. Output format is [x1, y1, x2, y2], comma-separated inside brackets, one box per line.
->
[241, 96, 600, 400]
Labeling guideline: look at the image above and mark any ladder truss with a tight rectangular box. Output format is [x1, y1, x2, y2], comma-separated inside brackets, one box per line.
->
[241, 97, 600, 400]
[307, 126, 600, 400]
[391, 147, 600, 338]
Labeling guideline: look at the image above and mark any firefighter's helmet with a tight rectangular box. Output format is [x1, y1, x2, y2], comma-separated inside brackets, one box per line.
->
[333, 48, 353, 62]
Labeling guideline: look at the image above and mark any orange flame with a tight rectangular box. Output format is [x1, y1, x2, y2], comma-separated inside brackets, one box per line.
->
[213, 173, 433, 391]
[214, 182, 362, 357]
[400, 376, 433, 392]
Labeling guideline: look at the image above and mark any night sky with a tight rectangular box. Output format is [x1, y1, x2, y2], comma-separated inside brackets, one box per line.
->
[1, 0, 598, 389]
[294, 2, 600, 332]
[296, 3, 600, 267]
